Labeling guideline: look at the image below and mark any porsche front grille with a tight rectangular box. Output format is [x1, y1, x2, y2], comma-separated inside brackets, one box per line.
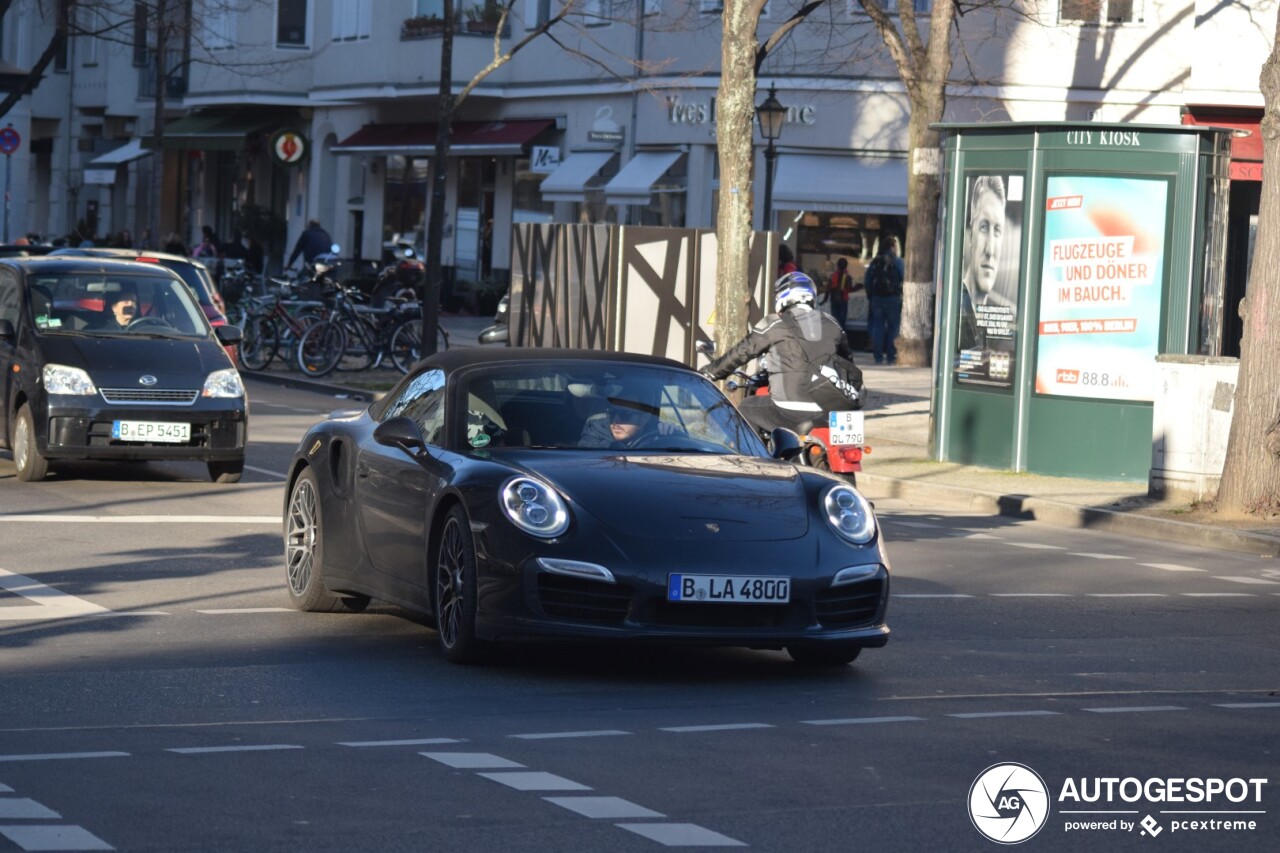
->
[100, 388, 200, 405]
[815, 578, 884, 628]
[536, 573, 633, 625]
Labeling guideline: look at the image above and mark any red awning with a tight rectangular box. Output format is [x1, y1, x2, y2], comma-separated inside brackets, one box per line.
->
[332, 119, 554, 156]
[1182, 109, 1262, 181]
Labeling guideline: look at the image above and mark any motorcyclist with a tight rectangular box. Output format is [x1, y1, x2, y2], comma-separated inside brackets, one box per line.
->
[701, 271, 856, 435]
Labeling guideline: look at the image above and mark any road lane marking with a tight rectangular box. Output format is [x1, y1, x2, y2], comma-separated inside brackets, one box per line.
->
[422, 753, 525, 769]
[957, 532, 1003, 540]
[0, 798, 61, 819]
[544, 797, 665, 819]
[802, 716, 925, 726]
[658, 723, 773, 733]
[1181, 593, 1254, 597]
[1086, 593, 1166, 598]
[339, 738, 463, 747]
[1213, 576, 1280, 585]
[1070, 553, 1132, 560]
[893, 594, 974, 598]
[0, 515, 280, 523]
[0, 752, 129, 762]
[1141, 563, 1206, 572]
[990, 593, 1071, 597]
[0, 826, 113, 851]
[946, 711, 1062, 719]
[477, 771, 591, 791]
[1006, 543, 1066, 550]
[195, 608, 294, 614]
[166, 745, 304, 754]
[616, 823, 746, 847]
[889, 521, 941, 529]
[510, 730, 631, 740]
[1082, 706, 1187, 714]
[0, 568, 109, 621]
[244, 465, 287, 480]
[1214, 703, 1280, 709]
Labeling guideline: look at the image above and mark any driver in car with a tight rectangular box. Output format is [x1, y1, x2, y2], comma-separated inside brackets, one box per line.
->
[97, 285, 138, 330]
[601, 400, 663, 449]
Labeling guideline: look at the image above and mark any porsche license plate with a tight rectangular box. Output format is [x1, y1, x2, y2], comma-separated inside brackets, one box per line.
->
[667, 575, 791, 604]
[828, 410, 864, 446]
[112, 420, 191, 443]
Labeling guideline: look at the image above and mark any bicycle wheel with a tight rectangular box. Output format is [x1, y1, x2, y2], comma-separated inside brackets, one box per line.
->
[437, 325, 449, 351]
[334, 313, 378, 372]
[239, 315, 279, 371]
[390, 317, 424, 373]
[296, 320, 347, 377]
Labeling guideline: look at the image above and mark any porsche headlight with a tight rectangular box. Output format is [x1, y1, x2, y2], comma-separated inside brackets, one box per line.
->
[823, 484, 876, 545]
[203, 368, 245, 398]
[501, 476, 569, 538]
[43, 364, 97, 396]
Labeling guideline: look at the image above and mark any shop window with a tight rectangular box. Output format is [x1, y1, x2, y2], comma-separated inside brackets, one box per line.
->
[383, 156, 430, 256]
[1058, 0, 1142, 25]
[514, 158, 556, 224]
[277, 0, 309, 48]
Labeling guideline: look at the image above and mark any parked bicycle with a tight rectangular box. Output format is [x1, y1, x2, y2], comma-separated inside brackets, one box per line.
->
[237, 269, 336, 371]
[295, 288, 448, 378]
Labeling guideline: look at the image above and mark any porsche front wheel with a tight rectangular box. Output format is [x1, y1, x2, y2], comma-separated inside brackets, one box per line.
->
[434, 505, 490, 664]
[284, 468, 343, 612]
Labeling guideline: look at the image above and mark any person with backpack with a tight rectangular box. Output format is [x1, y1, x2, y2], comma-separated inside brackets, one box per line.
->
[820, 257, 860, 333]
[865, 235, 905, 365]
[701, 271, 858, 435]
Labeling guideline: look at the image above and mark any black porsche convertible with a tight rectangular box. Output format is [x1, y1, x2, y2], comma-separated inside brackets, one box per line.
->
[283, 348, 890, 666]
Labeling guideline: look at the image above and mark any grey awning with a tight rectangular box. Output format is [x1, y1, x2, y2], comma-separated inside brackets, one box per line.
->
[771, 154, 908, 214]
[87, 139, 151, 167]
[539, 151, 616, 202]
[604, 150, 683, 204]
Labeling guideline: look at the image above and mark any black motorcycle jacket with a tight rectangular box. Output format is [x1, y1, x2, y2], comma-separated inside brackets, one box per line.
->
[704, 304, 853, 409]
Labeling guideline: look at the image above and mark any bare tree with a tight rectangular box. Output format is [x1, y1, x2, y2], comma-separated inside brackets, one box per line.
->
[1215, 4, 1280, 517]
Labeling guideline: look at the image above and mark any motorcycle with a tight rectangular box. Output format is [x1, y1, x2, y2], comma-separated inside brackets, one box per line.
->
[696, 341, 869, 486]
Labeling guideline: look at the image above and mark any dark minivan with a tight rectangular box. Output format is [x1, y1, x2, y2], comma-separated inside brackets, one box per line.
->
[0, 257, 247, 482]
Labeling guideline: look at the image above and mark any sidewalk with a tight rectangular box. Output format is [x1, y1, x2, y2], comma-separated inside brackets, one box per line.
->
[245, 317, 1280, 557]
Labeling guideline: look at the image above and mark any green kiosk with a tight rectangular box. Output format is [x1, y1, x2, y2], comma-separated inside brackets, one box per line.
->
[932, 122, 1234, 481]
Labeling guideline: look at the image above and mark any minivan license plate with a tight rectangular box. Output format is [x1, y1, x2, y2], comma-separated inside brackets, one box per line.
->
[112, 420, 191, 443]
[667, 575, 790, 604]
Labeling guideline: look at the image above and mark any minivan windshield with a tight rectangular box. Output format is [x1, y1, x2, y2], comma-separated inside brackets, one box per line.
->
[28, 274, 211, 338]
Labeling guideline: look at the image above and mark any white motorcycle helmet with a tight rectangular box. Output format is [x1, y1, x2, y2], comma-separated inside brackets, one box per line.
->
[774, 271, 817, 313]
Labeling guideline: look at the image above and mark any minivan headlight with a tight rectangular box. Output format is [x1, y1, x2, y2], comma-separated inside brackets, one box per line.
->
[823, 485, 877, 545]
[43, 364, 97, 396]
[203, 368, 245, 398]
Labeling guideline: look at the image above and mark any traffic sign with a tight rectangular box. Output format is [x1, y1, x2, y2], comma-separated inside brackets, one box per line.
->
[0, 126, 20, 156]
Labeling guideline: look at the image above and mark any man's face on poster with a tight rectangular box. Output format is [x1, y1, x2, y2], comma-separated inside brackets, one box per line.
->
[966, 186, 1005, 297]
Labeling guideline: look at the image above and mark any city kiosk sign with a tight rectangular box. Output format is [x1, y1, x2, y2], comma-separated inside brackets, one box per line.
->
[933, 121, 1233, 481]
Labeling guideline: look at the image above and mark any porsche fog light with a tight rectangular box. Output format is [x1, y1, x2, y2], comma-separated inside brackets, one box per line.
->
[501, 476, 569, 538]
[203, 368, 245, 398]
[43, 364, 97, 396]
[823, 485, 876, 545]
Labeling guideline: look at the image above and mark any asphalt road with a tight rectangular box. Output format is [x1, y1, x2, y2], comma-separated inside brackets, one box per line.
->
[0, 378, 1275, 852]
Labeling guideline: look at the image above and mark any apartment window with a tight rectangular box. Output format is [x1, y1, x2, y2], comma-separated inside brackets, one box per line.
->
[277, 0, 309, 47]
[524, 0, 550, 29]
[77, 7, 100, 64]
[414, 0, 444, 16]
[133, 3, 148, 66]
[643, 0, 660, 15]
[850, 0, 933, 13]
[1059, 0, 1142, 25]
[699, 0, 722, 12]
[332, 0, 371, 41]
[583, 0, 610, 25]
[202, 1, 236, 50]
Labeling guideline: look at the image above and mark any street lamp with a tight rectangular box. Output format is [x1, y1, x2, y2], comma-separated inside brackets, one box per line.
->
[756, 85, 786, 231]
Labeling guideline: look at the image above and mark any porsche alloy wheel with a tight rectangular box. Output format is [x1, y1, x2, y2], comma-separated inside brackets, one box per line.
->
[284, 468, 342, 612]
[13, 404, 49, 482]
[435, 506, 489, 664]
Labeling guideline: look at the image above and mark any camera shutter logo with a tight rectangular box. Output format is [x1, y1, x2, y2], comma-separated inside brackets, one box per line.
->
[969, 762, 1050, 844]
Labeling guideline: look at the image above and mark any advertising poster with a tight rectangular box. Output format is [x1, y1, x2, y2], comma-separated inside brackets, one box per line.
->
[1035, 176, 1168, 402]
[954, 173, 1024, 389]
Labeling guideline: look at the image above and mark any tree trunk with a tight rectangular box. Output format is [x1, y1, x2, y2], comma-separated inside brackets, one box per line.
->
[714, 1, 760, 360]
[1214, 6, 1280, 517]
[422, 0, 456, 357]
[896, 104, 943, 366]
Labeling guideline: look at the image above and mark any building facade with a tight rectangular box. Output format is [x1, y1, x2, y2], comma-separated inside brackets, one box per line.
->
[2, 1, 1270, 347]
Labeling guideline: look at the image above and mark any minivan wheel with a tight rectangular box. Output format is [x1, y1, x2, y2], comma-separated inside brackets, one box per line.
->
[13, 404, 49, 482]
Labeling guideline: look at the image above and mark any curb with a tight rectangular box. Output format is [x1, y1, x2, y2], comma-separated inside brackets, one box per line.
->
[858, 472, 1280, 558]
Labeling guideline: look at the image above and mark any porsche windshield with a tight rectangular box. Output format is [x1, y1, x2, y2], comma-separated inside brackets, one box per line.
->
[458, 362, 767, 454]
[28, 274, 210, 338]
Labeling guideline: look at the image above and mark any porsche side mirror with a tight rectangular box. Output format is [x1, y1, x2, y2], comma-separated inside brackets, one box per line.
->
[215, 324, 242, 345]
[769, 428, 804, 461]
[374, 416, 428, 457]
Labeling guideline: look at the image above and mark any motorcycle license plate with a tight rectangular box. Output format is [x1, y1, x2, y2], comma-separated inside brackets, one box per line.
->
[667, 575, 791, 604]
[828, 410, 864, 446]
